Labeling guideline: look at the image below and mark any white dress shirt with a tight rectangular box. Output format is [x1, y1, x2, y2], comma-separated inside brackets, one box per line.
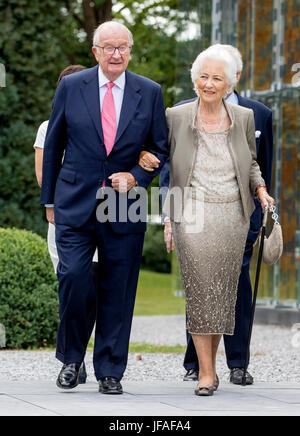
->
[98, 67, 126, 127]
[226, 91, 239, 105]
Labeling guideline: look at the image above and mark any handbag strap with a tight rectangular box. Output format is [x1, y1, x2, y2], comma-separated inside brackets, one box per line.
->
[269, 204, 280, 225]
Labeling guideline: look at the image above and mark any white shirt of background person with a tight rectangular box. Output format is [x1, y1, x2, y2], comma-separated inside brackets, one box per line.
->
[33, 120, 98, 273]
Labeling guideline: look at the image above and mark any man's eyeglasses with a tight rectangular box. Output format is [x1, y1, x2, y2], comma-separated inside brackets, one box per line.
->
[95, 45, 131, 55]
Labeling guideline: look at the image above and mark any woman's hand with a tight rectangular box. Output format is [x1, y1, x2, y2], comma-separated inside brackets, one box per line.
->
[164, 220, 175, 253]
[138, 151, 160, 172]
[256, 187, 275, 210]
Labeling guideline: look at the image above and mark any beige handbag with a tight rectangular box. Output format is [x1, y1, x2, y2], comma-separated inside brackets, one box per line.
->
[262, 205, 283, 266]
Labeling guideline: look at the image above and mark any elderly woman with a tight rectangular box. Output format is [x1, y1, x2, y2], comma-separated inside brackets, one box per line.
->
[139, 45, 274, 396]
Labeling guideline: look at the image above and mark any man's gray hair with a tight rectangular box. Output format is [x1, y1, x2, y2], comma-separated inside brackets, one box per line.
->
[212, 44, 243, 73]
[191, 45, 238, 94]
[93, 21, 134, 50]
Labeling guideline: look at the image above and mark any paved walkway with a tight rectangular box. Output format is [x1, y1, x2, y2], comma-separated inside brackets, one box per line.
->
[1, 380, 300, 416]
[1, 316, 300, 416]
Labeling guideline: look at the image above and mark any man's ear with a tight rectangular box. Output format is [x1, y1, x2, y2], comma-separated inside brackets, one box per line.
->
[236, 72, 242, 83]
[92, 47, 99, 62]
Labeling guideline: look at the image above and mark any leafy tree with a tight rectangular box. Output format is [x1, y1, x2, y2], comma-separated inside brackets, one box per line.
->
[66, 0, 112, 51]
[0, 0, 211, 238]
[0, 1, 76, 235]
[61, 0, 212, 106]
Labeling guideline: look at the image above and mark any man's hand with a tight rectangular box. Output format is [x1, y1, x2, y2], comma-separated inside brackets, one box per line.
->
[46, 207, 55, 226]
[164, 220, 175, 253]
[109, 172, 137, 193]
[138, 151, 160, 172]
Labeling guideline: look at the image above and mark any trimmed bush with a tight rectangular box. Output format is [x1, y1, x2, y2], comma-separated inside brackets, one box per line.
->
[0, 228, 59, 349]
[142, 224, 171, 273]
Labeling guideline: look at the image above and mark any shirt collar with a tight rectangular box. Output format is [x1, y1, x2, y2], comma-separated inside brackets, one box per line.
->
[226, 91, 239, 105]
[98, 66, 126, 90]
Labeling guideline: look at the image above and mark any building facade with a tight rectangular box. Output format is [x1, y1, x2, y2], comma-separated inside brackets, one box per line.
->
[210, 0, 300, 307]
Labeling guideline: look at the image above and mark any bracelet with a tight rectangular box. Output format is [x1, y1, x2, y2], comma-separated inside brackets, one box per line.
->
[256, 184, 267, 192]
[255, 185, 267, 198]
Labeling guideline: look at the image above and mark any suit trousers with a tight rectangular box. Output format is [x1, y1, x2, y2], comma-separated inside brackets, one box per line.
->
[55, 213, 144, 381]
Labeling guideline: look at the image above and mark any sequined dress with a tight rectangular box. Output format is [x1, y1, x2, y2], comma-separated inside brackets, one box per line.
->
[172, 124, 250, 335]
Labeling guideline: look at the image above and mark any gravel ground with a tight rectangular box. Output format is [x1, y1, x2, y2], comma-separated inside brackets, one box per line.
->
[0, 315, 299, 383]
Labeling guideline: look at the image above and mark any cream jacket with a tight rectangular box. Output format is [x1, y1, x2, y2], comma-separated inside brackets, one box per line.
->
[163, 99, 265, 221]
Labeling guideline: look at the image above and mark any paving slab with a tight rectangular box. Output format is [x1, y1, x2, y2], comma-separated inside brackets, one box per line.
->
[0, 381, 299, 416]
[0, 394, 58, 416]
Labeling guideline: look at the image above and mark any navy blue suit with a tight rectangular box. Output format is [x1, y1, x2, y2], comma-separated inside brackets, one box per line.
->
[41, 66, 168, 380]
[159, 92, 273, 370]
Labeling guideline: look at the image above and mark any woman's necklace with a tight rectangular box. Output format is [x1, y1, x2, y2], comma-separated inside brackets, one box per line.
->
[198, 105, 225, 132]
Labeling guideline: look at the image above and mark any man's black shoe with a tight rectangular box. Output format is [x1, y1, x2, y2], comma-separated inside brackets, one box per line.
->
[183, 369, 199, 381]
[56, 363, 82, 390]
[230, 368, 254, 385]
[99, 377, 123, 395]
[78, 361, 87, 384]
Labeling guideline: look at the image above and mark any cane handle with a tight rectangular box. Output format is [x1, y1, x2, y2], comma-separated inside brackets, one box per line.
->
[262, 205, 268, 227]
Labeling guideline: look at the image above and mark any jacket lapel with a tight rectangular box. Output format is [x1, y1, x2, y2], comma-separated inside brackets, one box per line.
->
[80, 68, 142, 152]
[184, 99, 200, 186]
[224, 99, 239, 157]
[114, 70, 142, 146]
[80, 65, 104, 144]
[236, 92, 250, 109]
[224, 100, 249, 212]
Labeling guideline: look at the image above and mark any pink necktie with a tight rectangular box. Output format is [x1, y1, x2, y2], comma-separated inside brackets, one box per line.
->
[101, 82, 117, 156]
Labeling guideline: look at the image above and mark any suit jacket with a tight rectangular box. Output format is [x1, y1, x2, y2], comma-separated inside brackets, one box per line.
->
[162, 99, 265, 222]
[236, 93, 273, 192]
[160, 92, 273, 239]
[236, 93, 273, 242]
[40, 66, 169, 233]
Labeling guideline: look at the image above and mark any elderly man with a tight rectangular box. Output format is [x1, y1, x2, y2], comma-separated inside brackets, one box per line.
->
[41, 21, 168, 394]
[157, 44, 273, 386]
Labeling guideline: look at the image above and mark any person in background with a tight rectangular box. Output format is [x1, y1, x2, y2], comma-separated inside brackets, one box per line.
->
[140, 44, 273, 386]
[139, 45, 274, 396]
[34, 64, 98, 385]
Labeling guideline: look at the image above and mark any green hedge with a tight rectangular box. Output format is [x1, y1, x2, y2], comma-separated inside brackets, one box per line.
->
[142, 224, 171, 273]
[0, 228, 59, 349]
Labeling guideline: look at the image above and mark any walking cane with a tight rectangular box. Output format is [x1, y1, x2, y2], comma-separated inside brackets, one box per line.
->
[241, 205, 268, 386]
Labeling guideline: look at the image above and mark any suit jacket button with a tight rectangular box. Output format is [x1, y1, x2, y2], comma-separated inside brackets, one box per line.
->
[104, 160, 108, 165]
